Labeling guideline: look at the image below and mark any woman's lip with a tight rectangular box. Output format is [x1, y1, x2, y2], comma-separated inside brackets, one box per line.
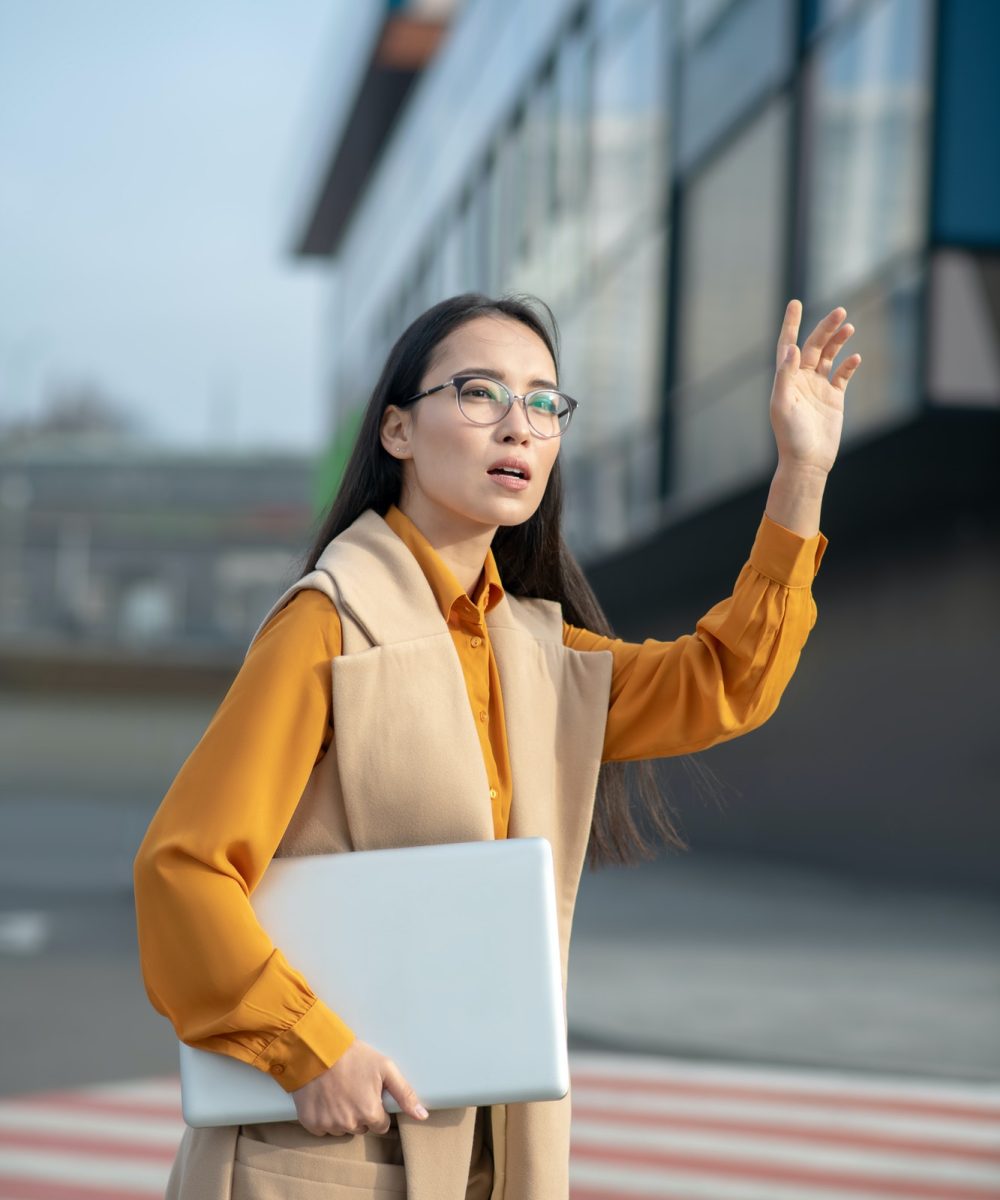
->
[488, 472, 530, 492]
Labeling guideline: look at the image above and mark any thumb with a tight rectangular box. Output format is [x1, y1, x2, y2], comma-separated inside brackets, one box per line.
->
[382, 1060, 429, 1120]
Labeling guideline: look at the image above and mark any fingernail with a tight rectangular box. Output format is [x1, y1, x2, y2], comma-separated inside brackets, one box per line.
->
[783, 345, 794, 363]
[415, 1104, 429, 1119]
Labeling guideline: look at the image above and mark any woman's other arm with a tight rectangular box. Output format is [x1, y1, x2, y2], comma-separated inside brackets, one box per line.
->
[132, 589, 356, 1091]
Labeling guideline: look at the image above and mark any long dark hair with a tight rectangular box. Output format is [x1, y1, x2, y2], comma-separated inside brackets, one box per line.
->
[300, 292, 688, 868]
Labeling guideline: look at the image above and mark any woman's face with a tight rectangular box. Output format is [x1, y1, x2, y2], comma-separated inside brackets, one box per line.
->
[380, 314, 563, 537]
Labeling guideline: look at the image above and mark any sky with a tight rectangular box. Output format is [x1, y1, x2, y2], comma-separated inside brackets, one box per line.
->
[0, 1, 347, 452]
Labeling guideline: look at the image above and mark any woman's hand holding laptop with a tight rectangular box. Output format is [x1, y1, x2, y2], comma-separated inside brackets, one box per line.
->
[291, 1039, 430, 1136]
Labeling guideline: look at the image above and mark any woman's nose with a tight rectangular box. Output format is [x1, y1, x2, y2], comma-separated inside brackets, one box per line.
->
[499, 397, 532, 442]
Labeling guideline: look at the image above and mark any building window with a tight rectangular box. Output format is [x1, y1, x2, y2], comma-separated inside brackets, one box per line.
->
[546, 21, 591, 302]
[589, 1, 668, 263]
[677, 96, 790, 391]
[677, 0, 795, 172]
[672, 96, 791, 505]
[803, 0, 932, 304]
[562, 225, 667, 555]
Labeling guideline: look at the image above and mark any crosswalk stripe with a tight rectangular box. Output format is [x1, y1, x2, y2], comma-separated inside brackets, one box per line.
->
[570, 1089, 1000, 1143]
[1, 1054, 996, 1199]
[570, 1135, 1000, 1196]
[571, 1070, 1000, 1121]
[0, 1179, 157, 1200]
[0, 1130, 176, 1163]
[572, 1103, 1000, 1162]
[0, 1106, 183, 1145]
[568, 1052, 1000, 1199]
[0, 1145, 168, 1189]
[9, 1094, 181, 1121]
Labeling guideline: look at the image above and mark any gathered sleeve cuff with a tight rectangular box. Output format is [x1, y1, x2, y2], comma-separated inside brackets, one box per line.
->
[750, 512, 828, 587]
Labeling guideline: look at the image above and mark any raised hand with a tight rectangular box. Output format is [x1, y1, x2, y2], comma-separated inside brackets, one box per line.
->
[770, 299, 861, 476]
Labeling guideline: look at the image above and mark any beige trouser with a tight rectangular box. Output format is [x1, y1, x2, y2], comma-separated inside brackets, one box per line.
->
[229, 1106, 493, 1199]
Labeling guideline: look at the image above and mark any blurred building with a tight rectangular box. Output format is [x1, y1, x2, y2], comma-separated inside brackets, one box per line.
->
[288, 0, 999, 888]
[0, 435, 315, 658]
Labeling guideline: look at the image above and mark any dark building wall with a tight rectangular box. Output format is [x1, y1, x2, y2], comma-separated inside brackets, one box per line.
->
[590, 410, 999, 894]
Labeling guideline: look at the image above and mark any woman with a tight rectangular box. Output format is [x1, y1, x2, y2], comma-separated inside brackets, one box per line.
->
[134, 291, 859, 1198]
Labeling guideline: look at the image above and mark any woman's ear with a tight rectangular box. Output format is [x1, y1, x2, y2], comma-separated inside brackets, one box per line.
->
[380, 405, 412, 459]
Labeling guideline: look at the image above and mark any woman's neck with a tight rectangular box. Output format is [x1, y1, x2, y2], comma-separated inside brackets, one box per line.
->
[396, 496, 495, 598]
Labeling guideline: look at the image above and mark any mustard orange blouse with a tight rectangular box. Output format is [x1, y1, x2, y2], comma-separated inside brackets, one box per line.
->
[133, 505, 827, 1092]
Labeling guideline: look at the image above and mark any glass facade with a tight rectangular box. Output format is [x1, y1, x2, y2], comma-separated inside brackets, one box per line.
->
[313, 0, 942, 561]
[673, 96, 791, 505]
[803, 0, 932, 303]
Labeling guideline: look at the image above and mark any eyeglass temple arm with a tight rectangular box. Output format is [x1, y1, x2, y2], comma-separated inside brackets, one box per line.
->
[401, 381, 450, 407]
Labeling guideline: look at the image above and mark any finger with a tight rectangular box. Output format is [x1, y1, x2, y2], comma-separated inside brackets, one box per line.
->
[382, 1060, 429, 1120]
[817, 322, 854, 375]
[776, 341, 799, 375]
[801, 306, 847, 370]
[831, 353, 861, 391]
[360, 1104, 388, 1132]
[362, 1105, 390, 1136]
[776, 298, 802, 366]
[303, 1118, 343, 1137]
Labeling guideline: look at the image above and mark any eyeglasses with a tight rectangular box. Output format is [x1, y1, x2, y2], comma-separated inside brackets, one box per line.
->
[400, 373, 578, 438]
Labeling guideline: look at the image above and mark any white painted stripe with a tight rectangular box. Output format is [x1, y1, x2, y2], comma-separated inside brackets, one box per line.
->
[570, 1087, 1000, 1144]
[0, 1104, 184, 1144]
[570, 1157, 923, 1200]
[570, 1121, 1000, 1188]
[79, 1076, 182, 1104]
[0, 1146, 170, 1189]
[569, 1051, 1000, 1108]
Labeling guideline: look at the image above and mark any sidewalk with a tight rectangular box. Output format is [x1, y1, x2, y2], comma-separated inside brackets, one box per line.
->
[569, 851, 1000, 1083]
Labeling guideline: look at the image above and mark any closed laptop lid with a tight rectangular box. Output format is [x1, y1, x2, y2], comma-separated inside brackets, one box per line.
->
[179, 837, 568, 1127]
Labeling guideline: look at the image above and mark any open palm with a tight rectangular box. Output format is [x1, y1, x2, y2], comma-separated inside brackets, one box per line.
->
[770, 299, 861, 475]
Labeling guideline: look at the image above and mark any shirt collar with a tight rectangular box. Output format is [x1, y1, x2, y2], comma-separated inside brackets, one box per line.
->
[383, 503, 505, 623]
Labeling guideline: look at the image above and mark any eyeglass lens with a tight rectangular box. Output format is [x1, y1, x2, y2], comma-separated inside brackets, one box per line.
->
[456, 377, 571, 436]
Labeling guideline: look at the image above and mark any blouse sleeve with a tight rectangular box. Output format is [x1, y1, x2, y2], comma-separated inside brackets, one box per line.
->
[132, 588, 356, 1093]
[562, 512, 828, 762]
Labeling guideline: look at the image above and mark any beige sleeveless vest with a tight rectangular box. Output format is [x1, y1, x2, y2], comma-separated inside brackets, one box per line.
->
[167, 508, 613, 1199]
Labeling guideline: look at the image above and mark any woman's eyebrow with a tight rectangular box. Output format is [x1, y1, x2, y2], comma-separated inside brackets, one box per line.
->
[457, 366, 558, 389]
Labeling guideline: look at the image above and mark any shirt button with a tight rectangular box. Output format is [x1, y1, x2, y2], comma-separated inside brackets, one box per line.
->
[270, 1063, 285, 1076]
[489, 788, 498, 799]
[470, 636, 482, 648]
[479, 711, 488, 723]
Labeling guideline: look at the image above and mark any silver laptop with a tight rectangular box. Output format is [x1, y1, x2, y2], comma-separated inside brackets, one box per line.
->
[178, 837, 568, 1127]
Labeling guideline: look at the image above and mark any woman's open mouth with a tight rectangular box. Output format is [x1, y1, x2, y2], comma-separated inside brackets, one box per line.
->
[487, 458, 531, 491]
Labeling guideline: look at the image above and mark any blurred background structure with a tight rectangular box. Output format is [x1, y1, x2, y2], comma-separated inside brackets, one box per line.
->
[1, 0, 999, 1194]
[286, 0, 999, 890]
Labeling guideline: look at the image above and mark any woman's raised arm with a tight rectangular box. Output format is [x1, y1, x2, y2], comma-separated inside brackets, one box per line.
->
[563, 299, 859, 763]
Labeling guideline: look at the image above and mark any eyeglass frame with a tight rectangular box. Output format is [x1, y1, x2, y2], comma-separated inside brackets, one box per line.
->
[398, 372, 578, 438]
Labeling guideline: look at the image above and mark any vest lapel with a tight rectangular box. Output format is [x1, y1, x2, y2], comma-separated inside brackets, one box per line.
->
[317, 511, 494, 850]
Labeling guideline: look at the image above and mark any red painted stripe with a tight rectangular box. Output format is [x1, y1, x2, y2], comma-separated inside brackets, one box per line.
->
[572, 1102, 1000, 1164]
[0, 1176, 160, 1200]
[572, 1190, 690, 1200]
[0, 1128, 177, 1162]
[9, 1095, 181, 1121]
[570, 1139, 1000, 1199]
[571, 1072, 1000, 1123]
